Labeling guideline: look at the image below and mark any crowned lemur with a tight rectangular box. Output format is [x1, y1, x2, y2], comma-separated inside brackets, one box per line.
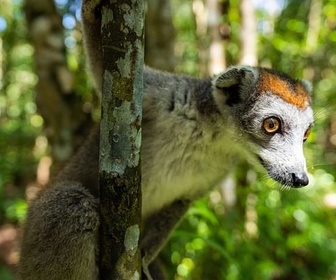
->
[18, 0, 314, 279]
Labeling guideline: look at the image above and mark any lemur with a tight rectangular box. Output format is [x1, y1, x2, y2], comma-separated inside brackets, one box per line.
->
[18, 0, 314, 279]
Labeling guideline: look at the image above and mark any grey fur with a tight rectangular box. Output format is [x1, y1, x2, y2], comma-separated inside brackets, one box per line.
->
[18, 1, 314, 279]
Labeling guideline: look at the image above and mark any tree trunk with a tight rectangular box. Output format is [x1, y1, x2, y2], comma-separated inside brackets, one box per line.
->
[193, 0, 228, 76]
[145, 0, 176, 71]
[24, 0, 93, 172]
[99, 1, 144, 279]
[306, 0, 322, 53]
[207, 0, 227, 74]
[239, 0, 257, 65]
[193, 0, 209, 76]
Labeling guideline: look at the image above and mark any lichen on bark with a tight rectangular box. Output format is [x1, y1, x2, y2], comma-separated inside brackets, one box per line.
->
[99, 0, 144, 279]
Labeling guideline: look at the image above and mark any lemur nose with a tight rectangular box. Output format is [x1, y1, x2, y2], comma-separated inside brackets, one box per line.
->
[291, 172, 309, 187]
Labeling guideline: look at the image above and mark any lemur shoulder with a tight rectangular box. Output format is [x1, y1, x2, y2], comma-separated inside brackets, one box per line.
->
[18, 1, 314, 279]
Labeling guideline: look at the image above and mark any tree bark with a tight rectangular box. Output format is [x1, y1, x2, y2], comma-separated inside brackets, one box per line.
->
[207, 0, 227, 74]
[99, 1, 144, 279]
[239, 0, 257, 66]
[193, 0, 209, 76]
[306, 0, 322, 53]
[145, 0, 176, 71]
[193, 0, 228, 76]
[24, 0, 93, 171]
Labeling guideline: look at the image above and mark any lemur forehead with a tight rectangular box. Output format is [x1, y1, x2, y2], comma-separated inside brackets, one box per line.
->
[257, 69, 310, 109]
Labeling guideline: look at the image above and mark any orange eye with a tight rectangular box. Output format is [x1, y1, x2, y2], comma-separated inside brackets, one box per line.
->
[263, 117, 281, 134]
[303, 128, 311, 142]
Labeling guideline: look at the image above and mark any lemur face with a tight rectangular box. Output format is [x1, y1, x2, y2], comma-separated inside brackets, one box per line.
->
[243, 94, 313, 187]
[214, 66, 314, 187]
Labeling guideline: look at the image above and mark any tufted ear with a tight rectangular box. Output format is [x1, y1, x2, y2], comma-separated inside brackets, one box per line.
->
[213, 65, 258, 107]
[300, 79, 313, 94]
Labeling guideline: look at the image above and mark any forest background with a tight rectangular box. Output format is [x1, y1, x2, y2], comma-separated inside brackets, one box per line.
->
[0, 0, 336, 279]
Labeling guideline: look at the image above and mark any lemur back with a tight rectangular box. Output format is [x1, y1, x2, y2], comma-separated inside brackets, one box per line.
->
[18, 1, 314, 279]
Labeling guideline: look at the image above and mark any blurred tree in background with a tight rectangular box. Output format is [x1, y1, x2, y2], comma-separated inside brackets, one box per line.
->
[0, 0, 336, 279]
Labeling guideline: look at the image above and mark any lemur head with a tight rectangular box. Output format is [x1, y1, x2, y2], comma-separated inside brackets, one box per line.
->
[213, 66, 314, 188]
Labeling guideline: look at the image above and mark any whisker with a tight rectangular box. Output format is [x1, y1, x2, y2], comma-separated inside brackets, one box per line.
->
[312, 107, 329, 119]
[307, 162, 336, 170]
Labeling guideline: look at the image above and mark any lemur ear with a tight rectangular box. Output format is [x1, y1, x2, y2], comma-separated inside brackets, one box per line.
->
[300, 79, 313, 94]
[213, 65, 258, 107]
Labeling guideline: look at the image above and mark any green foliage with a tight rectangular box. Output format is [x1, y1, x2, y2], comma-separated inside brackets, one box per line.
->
[0, 265, 14, 280]
[165, 169, 336, 279]
[163, 0, 336, 279]
[0, 1, 40, 224]
[172, 0, 200, 75]
[2, 0, 336, 279]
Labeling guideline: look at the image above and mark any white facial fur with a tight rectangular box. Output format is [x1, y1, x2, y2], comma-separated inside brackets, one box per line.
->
[242, 93, 314, 187]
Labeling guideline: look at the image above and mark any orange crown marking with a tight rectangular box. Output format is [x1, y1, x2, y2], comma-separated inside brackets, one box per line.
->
[258, 70, 310, 109]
